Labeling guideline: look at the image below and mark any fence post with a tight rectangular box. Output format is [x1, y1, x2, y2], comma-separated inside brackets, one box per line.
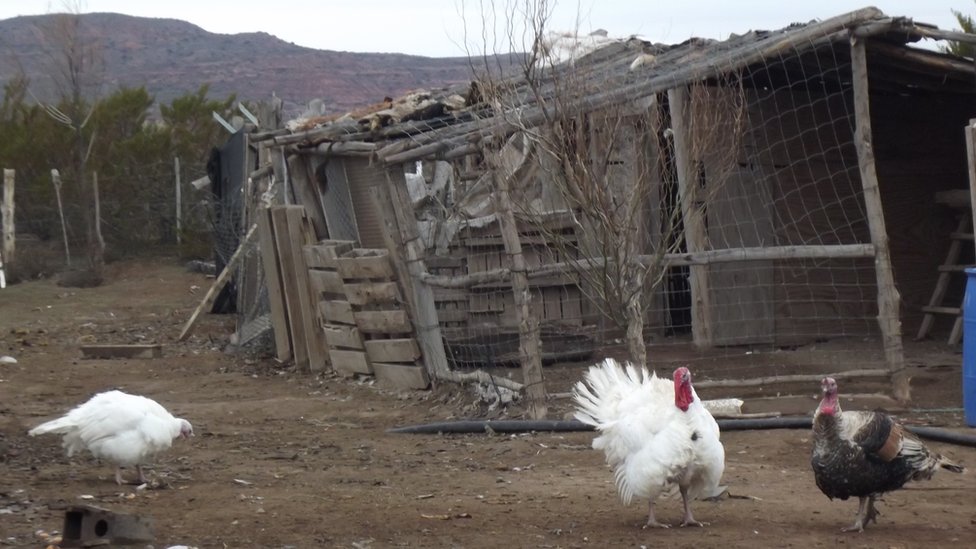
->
[175, 156, 182, 246]
[2, 169, 13, 266]
[51, 169, 71, 267]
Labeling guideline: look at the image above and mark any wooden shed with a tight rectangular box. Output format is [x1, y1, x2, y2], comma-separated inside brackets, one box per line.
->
[240, 7, 976, 401]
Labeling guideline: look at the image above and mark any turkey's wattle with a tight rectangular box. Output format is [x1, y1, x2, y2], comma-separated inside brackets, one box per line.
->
[573, 359, 725, 528]
[811, 377, 964, 532]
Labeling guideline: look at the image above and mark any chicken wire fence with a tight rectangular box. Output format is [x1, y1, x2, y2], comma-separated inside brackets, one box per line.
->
[406, 35, 893, 386]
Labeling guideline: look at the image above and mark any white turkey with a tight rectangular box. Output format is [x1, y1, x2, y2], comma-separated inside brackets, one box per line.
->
[28, 390, 193, 485]
[573, 358, 725, 528]
[811, 377, 964, 532]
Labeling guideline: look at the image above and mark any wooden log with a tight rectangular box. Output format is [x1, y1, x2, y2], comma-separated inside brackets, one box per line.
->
[179, 224, 257, 342]
[436, 369, 524, 392]
[354, 310, 413, 334]
[344, 281, 401, 306]
[364, 338, 421, 363]
[490, 152, 547, 420]
[80, 344, 163, 359]
[967, 122, 976, 264]
[330, 349, 373, 376]
[668, 86, 712, 347]
[851, 38, 909, 403]
[312, 141, 378, 156]
[371, 362, 430, 390]
[256, 208, 292, 361]
[336, 250, 395, 280]
[692, 368, 892, 389]
[323, 324, 364, 350]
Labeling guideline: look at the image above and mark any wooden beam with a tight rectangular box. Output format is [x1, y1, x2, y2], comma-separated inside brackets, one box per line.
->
[693, 368, 892, 389]
[668, 86, 712, 347]
[179, 224, 257, 342]
[80, 344, 163, 359]
[256, 207, 292, 361]
[374, 167, 452, 379]
[2, 169, 14, 265]
[967, 121, 976, 270]
[270, 207, 309, 370]
[283, 206, 330, 372]
[851, 37, 909, 403]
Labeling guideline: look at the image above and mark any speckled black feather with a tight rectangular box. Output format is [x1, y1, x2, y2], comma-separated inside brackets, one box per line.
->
[811, 411, 916, 500]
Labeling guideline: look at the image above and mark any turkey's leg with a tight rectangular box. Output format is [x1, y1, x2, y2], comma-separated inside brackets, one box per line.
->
[114, 467, 125, 485]
[679, 486, 706, 527]
[137, 465, 147, 484]
[642, 500, 670, 529]
[841, 496, 872, 532]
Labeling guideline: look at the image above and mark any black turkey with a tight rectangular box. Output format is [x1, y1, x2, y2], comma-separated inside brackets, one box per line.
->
[811, 377, 964, 532]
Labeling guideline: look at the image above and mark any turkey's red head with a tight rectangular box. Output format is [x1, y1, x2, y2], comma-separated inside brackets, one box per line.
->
[673, 367, 694, 412]
[818, 377, 839, 415]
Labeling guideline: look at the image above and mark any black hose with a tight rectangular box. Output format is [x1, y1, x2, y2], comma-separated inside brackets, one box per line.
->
[387, 417, 976, 447]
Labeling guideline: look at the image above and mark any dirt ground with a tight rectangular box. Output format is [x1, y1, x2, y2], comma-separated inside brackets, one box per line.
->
[1, 257, 975, 548]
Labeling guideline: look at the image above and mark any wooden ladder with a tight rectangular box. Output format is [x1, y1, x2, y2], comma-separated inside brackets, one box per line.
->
[916, 214, 973, 344]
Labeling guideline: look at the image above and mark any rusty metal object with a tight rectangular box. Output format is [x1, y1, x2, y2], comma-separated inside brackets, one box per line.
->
[61, 505, 154, 547]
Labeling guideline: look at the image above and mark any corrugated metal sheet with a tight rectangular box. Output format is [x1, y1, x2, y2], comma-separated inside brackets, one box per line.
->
[341, 158, 387, 249]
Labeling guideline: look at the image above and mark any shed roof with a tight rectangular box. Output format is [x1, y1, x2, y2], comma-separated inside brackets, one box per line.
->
[261, 6, 975, 164]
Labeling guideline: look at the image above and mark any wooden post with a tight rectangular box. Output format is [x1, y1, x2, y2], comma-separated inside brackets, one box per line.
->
[174, 157, 182, 246]
[668, 86, 713, 347]
[2, 169, 13, 266]
[373, 166, 451, 379]
[91, 172, 105, 275]
[51, 169, 71, 267]
[256, 206, 293, 362]
[966, 120, 976, 264]
[851, 37, 909, 403]
[491, 165, 548, 420]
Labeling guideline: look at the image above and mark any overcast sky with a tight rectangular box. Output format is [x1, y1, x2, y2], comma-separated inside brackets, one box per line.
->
[0, 1, 967, 57]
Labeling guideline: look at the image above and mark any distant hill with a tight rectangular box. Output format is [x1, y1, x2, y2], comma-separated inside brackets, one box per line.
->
[0, 12, 482, 119]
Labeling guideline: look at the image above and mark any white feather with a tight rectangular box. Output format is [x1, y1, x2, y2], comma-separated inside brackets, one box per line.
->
[573, 358, 725, 506]
[28, 390, 192, 469]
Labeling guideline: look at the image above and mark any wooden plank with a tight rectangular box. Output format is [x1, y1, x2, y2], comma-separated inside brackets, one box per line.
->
[289, 206, 332, 371]
[270, 207, 309, 370]
[80, 344, 162, 359]
[303, 240, 356, 269]
[374, 168, 451, 378]
[371, 362, 430, 390]
[320, 300, 355, 325]
[179, 224, 257, 342]
[329, 349, 373, 376]
[336, 250, 395, 280]
[354, 309, 413, 334]
[434, 308, 468, 323]
[307, 268, 345, 295]
[364, 338, 421, 363]
[344, 281, 400, 306]
[323, 324, 365, 350]
[852, 38, 908, 402]
[256, 208, 292, 361]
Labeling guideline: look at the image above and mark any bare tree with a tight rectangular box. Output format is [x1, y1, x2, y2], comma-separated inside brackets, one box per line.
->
[465, 0, 745, 367]
[33, 4, 106, 280]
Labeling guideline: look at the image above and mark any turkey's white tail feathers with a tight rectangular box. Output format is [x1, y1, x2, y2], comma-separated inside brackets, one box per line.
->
[572, 357, 653, 427]
[28, 417, 76, 436]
